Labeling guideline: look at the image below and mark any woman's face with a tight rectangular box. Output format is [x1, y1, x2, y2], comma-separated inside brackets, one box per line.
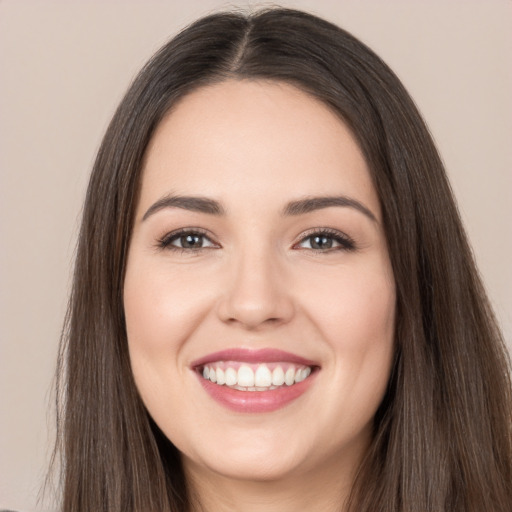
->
[124, 80, 395, 485]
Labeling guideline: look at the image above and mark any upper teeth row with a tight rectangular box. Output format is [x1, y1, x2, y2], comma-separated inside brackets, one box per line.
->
[202, 364, 312, 388]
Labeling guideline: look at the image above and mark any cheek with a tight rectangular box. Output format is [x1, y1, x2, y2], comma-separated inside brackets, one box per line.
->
[300, 260, 396, 408]
[123, 259, 214, 424]
[123, 259, 216, 356]
[301, 257, 395, 346]
[123, 259, 217, 417]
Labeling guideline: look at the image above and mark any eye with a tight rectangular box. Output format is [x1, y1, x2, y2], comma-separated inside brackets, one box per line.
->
[158, 229, 218, 251]
[295, 229, 355, 252]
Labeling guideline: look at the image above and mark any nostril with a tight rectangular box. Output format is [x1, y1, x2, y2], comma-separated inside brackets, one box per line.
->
[217, 289, 295, 328]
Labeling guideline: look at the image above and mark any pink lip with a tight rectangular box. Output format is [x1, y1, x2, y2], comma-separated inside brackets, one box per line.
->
[190, 348, 318, 368]
[191, 348, 319, 413]
[197, 375, 317, 413]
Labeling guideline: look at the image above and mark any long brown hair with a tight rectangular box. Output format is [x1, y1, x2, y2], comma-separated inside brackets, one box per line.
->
[53, 8, 512, 511]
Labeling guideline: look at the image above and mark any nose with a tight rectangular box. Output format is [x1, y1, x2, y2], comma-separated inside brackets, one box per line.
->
[216, 246, 295, 330]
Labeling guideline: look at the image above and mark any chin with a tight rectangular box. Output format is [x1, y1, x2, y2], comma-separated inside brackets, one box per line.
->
[174, 424, 313, 483]
[193, 450, 306, 483]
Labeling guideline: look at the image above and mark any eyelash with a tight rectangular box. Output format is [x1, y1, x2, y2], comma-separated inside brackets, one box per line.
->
[157, 228, 217, 254]
[156, 227, 356, 253]
[293, 228, 356, 252]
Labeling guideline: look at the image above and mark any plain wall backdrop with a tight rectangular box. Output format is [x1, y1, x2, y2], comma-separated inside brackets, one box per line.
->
[1, 1, 511, 510]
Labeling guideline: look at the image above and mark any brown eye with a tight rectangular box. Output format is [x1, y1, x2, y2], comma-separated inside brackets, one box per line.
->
[309, 235, 334, 250]
[159, 230, 217, 251]
[296, 230, 355, 252]
[177, 234, 206, 249]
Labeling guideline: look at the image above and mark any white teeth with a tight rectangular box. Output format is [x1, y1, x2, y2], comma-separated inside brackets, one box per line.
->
[285, 367, 295, 386]
[295, 368, 306, 383]
[271, 366, 285, 386]
[216, 368, 226, 385]
[254, 365, 272, 387]
[237, 365, 255, 387]
[225, 367, 237, 386]
[202, 362, 314, 389]
[295, 367, 311, 383]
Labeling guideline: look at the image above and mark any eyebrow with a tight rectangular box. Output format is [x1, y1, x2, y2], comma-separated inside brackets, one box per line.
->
[142, 194, 377, 223]
[142, 194, 225, 221]
[283, 196, 377, 222]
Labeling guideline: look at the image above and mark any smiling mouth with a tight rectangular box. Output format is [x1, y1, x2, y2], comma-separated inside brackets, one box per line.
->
[200, 362, 313, 391]
[191, 348, 319, 412]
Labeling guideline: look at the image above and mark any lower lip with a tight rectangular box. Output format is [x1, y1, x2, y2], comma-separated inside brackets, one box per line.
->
[196, 371, 317, 413]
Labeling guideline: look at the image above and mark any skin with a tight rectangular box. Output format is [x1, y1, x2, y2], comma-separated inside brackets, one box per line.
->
[124, 80, 396, 512]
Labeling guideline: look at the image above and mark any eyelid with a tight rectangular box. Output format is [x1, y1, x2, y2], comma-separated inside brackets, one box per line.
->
[292, 227, 356, 251]
[156, 227, 220, 251]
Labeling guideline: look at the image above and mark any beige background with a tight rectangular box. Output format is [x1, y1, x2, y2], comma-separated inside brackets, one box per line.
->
[1, 1, 511, 510]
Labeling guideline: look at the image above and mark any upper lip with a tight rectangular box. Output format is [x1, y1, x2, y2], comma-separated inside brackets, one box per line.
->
[190, 348, 319, 368]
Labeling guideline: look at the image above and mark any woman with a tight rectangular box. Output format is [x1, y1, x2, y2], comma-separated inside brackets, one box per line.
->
[53, 7, 512, 511]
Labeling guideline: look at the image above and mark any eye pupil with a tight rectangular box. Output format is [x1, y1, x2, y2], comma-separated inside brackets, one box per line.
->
[311, 235, 333, 250]
[181, 234, 202, 248]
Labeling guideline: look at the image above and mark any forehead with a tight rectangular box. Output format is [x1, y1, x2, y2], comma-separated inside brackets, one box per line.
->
[140, 79, 379, 216]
